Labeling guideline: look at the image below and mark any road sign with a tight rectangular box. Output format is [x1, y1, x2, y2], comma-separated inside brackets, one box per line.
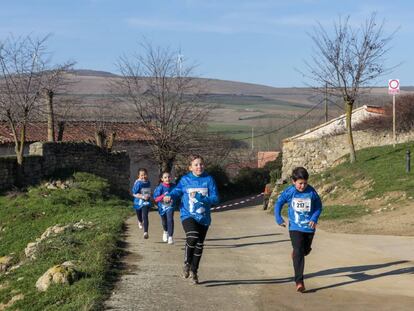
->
[388, 79, 400, 95]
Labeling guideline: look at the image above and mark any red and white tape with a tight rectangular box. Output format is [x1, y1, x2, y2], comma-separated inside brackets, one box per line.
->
[211, 193, 263, 211]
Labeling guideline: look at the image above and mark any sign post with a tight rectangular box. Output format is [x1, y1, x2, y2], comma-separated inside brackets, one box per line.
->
[388, 79, 400, 147]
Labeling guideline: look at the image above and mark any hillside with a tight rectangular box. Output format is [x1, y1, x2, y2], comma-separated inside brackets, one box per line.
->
[57, 70, 406, 149]
[309, 142, 414, 236]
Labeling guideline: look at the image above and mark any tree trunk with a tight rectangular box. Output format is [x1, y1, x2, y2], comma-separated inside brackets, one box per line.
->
[160, 158, 175, 174]
[345, 100, 356, 163]
[57, 121, 65, 141]
[46, 90, 55, 142]
[95, 130, 106, 148]
[107, 132, 116, 152]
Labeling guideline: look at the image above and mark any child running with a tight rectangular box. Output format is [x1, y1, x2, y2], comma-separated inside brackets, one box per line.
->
[153, 171, 176, 244]
[274, 166, 322, 293]
[164, 154, 219, 284]
[132, 168, 152, 239]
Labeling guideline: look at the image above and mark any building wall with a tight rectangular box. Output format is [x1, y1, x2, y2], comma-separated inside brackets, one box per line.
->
[0, 142, 130, 194]
[282, 130, 414, 179]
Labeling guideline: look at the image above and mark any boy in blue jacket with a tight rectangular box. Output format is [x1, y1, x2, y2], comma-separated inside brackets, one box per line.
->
[132, 168, 152, 239]
[164, 154, 219, 284]
[274, 167, 322, 293]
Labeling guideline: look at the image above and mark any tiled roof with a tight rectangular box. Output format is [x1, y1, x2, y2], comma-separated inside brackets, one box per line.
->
[0, 121, 149, 144]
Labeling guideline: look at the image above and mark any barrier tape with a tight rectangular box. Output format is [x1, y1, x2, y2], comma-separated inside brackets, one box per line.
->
[211, 193, 263, 211]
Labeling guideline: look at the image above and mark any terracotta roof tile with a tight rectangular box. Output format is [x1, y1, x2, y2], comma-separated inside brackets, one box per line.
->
[0, 121, 149, 144]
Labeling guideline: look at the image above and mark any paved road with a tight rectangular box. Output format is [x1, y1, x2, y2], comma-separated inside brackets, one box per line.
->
[105, 204, 414, 311]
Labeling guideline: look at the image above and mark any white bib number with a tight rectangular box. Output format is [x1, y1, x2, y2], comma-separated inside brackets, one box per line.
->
[292, 197, 311, 212]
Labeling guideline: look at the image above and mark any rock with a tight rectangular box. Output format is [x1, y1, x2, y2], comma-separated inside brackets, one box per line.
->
[0, 293, 24, 310]
[46, 184, 58, 190]
[25, 242, 39, 260]
[36, 261, 81, 292]
[0, 256, 13, 273]
[40, 224, 69, 240]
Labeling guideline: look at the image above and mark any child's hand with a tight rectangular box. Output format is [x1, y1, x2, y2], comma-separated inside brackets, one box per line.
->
[279, 222, 286, 228]
[309, 221, 317, 229]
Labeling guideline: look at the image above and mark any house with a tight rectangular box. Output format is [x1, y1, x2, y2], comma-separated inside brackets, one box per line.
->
[257, 151, 280, 168]
[280, 105, 413, 178]
[0, 121, 158, 186]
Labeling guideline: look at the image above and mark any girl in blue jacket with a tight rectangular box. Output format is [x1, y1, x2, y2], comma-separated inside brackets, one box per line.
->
[132, 168, 152, 239]
[153, 172, 176, 244]
[164, 154, 219, 284]
[274, 167, 322, 293]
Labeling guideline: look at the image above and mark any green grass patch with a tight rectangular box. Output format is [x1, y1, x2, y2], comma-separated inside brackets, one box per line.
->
[0, 172, 132, 310]
[314, 142, 414, 199]
[319, 205, 369, 220]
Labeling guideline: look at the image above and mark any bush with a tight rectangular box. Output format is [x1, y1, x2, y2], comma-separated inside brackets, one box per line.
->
[233, 167, 269, 194]
[355, 94, 414, 132]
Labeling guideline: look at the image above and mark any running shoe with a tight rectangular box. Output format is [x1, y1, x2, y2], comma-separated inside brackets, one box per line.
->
[162, 231, 168, 242]
[296, 282, 305, 293]
[182, 263, 190, 278]
[168, 236, 174, 244]
[143, 232, 149, 239]
[138, 222, 143, 229]
[190, 271, 199, 285]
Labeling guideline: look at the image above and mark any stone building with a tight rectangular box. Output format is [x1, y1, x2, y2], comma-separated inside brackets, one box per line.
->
[281, 105, 414, 179]
[0, 121, 159, 186]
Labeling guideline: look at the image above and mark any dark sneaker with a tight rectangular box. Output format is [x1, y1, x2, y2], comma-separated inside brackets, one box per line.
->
[182, 263, 190, 279]
[296, 282, 305, 293]
[190, 271, 199, 285]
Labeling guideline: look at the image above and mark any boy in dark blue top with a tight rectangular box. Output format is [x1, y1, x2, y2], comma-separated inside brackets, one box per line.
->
[132, 168, 152, 239]
[274, 167, 322, 293]
[153, 172, 176, 244]
[164, 154, 219, 285]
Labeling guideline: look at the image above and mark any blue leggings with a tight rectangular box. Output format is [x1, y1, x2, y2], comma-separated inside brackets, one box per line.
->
[160, 209, 174, 237]
[135, 206, 150, 232]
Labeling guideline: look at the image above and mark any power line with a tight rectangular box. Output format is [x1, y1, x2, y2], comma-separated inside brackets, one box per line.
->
[237, 98, 325, 141]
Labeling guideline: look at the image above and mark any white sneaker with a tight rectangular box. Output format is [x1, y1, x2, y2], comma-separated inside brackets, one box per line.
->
[168, 236, 174, 244]
[143, 232, 149, 239]
[138, 222, 143, 229]
[162, 231, 168, 242]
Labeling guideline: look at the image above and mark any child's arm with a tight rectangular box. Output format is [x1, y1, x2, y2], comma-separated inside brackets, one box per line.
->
[164, 180, 183, 203]
[132, 181, 142, 199]
[309, 191, 323, 229]
[153, 185, 165, 203]
[274, 191, 288, 226]
[194, 177, 219, 206]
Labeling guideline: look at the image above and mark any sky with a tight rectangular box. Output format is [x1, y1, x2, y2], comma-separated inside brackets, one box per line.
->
[0, 0, 413, 87]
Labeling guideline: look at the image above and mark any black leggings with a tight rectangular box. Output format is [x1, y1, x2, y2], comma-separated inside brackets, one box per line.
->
[182, 218, 209, 273]
[161, 209, 174, 237]
[289, 230, 314, 283]
[135, 206, 150, 232]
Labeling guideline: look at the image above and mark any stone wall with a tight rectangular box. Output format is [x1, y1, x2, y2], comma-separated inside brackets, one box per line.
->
[0, 142, 130, 194]
[282, 130, 414, 179]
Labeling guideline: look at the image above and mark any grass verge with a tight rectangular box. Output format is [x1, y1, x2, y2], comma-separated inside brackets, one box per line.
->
[0, 172, 132, 310]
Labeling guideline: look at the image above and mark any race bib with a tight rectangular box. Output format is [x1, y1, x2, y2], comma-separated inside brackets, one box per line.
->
[141, 188, 151, 196]
[292, 197, 311, 212]
[187, 188, 208, 214]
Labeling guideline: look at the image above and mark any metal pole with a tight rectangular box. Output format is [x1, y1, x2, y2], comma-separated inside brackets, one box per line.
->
[406, 150, 411, 173]
[251, 127, 254, 150]
[325, 82, 328, 123]
[393, 94, 396, 147]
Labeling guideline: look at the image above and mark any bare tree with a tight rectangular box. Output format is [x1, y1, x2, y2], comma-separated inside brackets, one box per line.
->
[40, 61, 75, 142]
[0, 35, 48, 166]
[113, 42, 213, 173]
[305, 13, 396, 162]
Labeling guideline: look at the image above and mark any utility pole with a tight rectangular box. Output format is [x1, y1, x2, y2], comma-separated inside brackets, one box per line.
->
[393, 93, 396, 147]
[251, 127, 254, 150]
[324, 82, 328, 123]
